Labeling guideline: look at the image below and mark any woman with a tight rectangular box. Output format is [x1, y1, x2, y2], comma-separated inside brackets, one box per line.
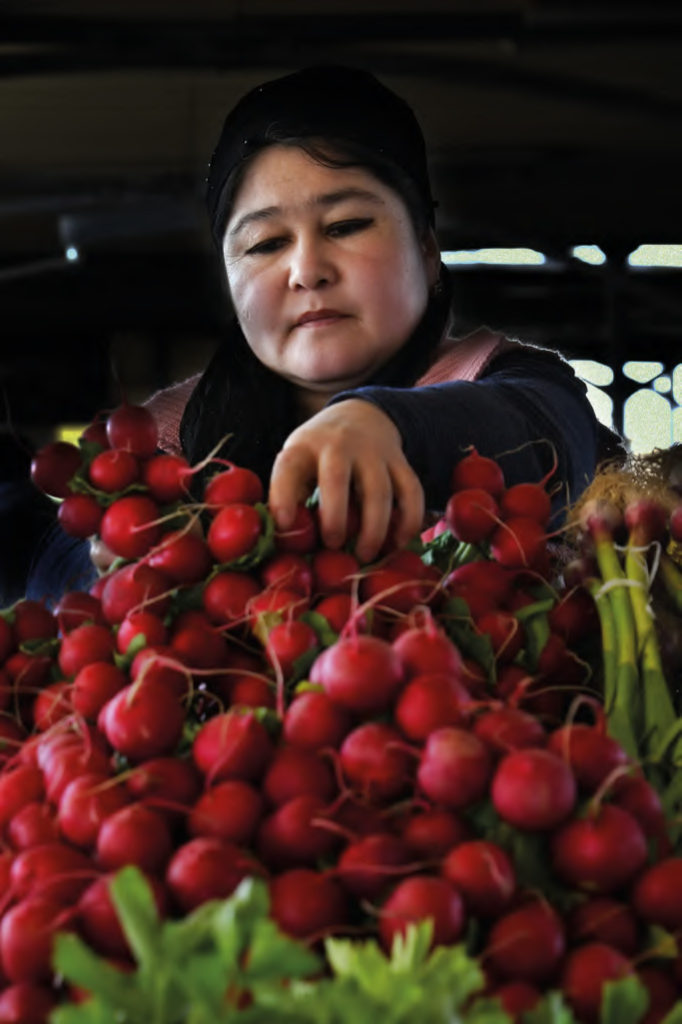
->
[27, 64, 609, 599]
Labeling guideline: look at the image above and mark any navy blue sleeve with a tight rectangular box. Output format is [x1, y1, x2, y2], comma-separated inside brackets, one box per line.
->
[26, 520, 98, 608]
[327, 348, 600, 520]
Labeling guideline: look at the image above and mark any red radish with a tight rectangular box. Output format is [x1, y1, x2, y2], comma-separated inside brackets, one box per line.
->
[88, 448, 139, 492]
[500, 482, 552, 525]
[0, 896, 70, 983]
[260, 552, 313, 596]
[262, 745, 336, 807]
[475, 610, 524, 663]
[546, 723, 630, 793]
[0, 716, 25, 767]
[359, 550, 439, 615]
[282, 690, 352, 751]
[392, 619, 463, 678]
[207, 503, 263, 563]
[246, 587, 309, 629]
[0, 766, 44, 829]
[274, 504, 318, 554]
[42, 741, 113, 805]
[12, 600, 56, 644]
[257, 793, 341, 870]
[336, 833, 413, 899]
[4, 650, 52, 696]
[473, 706, 546, 755]
[0, 616, 14, 661]
[445, 487, 499, 543]
[611, 773, 672, 854]
[7, 801, 59, 850]
[32, 681, 73, 731]
[379, 876, 465, 952]
[205, 463, 264, 507]
[313, 593, 361, 634]
[547, 586, 599, 644]
[490, 516, 547, 569]
[29, 441, 82, 498]
[58, 622, 115, 677]
[229, 673, 275, 711]
[192, 709, 273, 784]
[78, 872, 167, 959]
[567, 897, 639, 956]
[551, 803, 648, 894]
[202, 571, 261, 627]
[100, 495, 162, 560]
[451, 448, 505, 497]
[269, 868, 349, 941]
[394, 672, 472, 741]
[188, 780, 264, 846]
[265, 620, 318, 679]
[96, 803, 173, 873]
[330, 798, 390, 839]
[71, 661, 127, 721]
[99, 680, 185, 761]
[490, 982, 541, 1022]
[99, 562, 171, 624]
[398, 807, 470, 859]
[80, 416, 109, 447]
[484, 899, 565, 984]
[446, 558, 514, 605]
[560, 943, 632, 1024]
[311, 549, 359, 594]
[142, 453, 192, 502]
[170, 617, 229, 672]
[310, 634, 404, 715]
[632, 857, 682, 931]
[145, 529, 212, 584]
[0, 982, 58, 1024]
[116, 609, 167, 655]
[340, 722, 413, 804]
[57, 771, 130, 848]
[491, 748, 576, 830]
[166, 837, 261, 912]
[417, 727, 492, 809]
[106, 403, 158, 458]
[441, 840, 516, 918]
[57, 493, 104, 538]
[125, 756, 202, 820]
[624, 497, 669, 545]
[10, 842, 95, 904]
[637, 966, 679, 1024]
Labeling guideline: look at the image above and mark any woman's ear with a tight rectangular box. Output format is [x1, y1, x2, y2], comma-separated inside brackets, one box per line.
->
[422, 228, 441, 289]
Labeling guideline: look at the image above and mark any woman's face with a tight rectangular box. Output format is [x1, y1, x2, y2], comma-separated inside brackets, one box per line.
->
[223, 145, 439, 408]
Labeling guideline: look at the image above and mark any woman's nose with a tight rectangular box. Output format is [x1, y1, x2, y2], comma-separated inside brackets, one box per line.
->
[288, 235, 337, 290]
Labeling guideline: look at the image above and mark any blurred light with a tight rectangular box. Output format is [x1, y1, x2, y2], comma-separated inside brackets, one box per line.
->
[65, 247, 79, 262]
[55, 425, 86, 445]
[571, 245, 606, 266]
[569, 359, 614, 387]
[441, 248, 546, 266]
[627, 245, 682, 267]
[654, 376, 672, 394]
[623, 361, 664, 383]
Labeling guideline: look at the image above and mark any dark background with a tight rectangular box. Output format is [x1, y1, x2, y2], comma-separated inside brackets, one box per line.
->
[2, 0, 681, 446]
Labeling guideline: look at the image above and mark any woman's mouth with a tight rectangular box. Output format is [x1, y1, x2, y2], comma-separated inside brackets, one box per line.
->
[294, 310, 349, 328]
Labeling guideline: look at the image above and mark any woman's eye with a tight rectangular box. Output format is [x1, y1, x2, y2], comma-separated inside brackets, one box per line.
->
[245, 236, 287, 256]
[327, 218, 373, 237]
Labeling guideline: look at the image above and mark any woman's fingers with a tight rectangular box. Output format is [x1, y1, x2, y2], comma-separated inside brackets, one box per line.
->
[268, 445, 317, 529]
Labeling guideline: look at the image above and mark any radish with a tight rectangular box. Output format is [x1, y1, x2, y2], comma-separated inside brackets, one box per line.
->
[567, 897, 639, 956]
[379, 876, 465, 952]
[391, 618, 463, 679]
[246, 586, 309, 630]
[57, 493, 104, 538]
[417, 727, 492, 809]
[0, 896, 70, 983]
[32, 681, 73, 732]
[441, 839, 516, 918]
[54, 591, 106, 633]
[202, 571, 262, 627]
[490, 516, 547, 570]
[0, 982, 58, 1024]
[394, 672, 472, 741]
[116, 609, 168, 655]
[125, 756, 202, 822]
[166, 836, 262, 912]
[142, 452, 192, 502]
[269, 868, 349, 941]
[489, 982, 541, 1022]
[204, 463, 264, 507]
[560, 943, 632, 1024]
[71, 662, 127, 721]
[78, 872, 168, 958]
[397, 807, 470, 860]
[57, 771, 130, 848]
[451, 448, 505, 498]
[96, 803, 173, 873]
[0, 716, 25, 767]
[145, 529, 212, 584]
[7, 801, 60, 850]
[188, 780, 264, 846]
[335, 832, 413, 899]
[12, 600, 56, 644]
[262, 745, 336, 807]
[42, 740, 113, 805]
[282, 690, 352, 751]
[99, 562, 171, 625]
[611, 773, 672, 854]
[546, 722, 630, 793]
[0, 616, 14, 661]
[491, 748, 576, 830]
[359, 550, 439, 615]
[106, 403, 158, 458]
[637, 966, 679, 1024]
[473, 706, 546, 755]
[10, 842, 95, 904]
[500, 482, 552, 525]
[260, 552, 314, 596]
[484, 899, 565, 984]
[207, 503, 263, 563]
[312, 593, 363, 634]
[264, 619, 319, 680]
[445, 487, 499, 544]
[310, 634, 405, 715]
[58, 622, 115, 677]
[99, 680, 185, 762]
[256, 794, 340, 869]
[274, 504, 318, 554]
[547, 585, 599, 644]
[29, 440, 82, 498]
[100, 495, 162, 560]
[229, 673, 276, 711]
[632, 857, 682, 931]
[88, 448, 140, 492]
[170, 616, 229, 672]
[475, 610, 524, 663]
[0, 766, 44, 829]
[311, 549, 360, 595]
[192, 709, 274, 784]
[551, 803, 648, 894]
[340, 722, 414, 804]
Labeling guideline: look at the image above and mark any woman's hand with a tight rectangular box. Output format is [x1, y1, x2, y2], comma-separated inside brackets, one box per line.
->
[268, 399, 424, 563]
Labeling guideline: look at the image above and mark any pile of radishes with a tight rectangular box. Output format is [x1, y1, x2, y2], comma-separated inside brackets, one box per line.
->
[0, 402, 679, 1023]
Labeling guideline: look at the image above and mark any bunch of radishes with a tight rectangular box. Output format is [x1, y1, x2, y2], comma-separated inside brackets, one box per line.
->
[0, 403, 677, 1023]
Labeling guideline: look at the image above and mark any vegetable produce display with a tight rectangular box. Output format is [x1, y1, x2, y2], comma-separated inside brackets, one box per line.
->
[2, 404, 682, 1022]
